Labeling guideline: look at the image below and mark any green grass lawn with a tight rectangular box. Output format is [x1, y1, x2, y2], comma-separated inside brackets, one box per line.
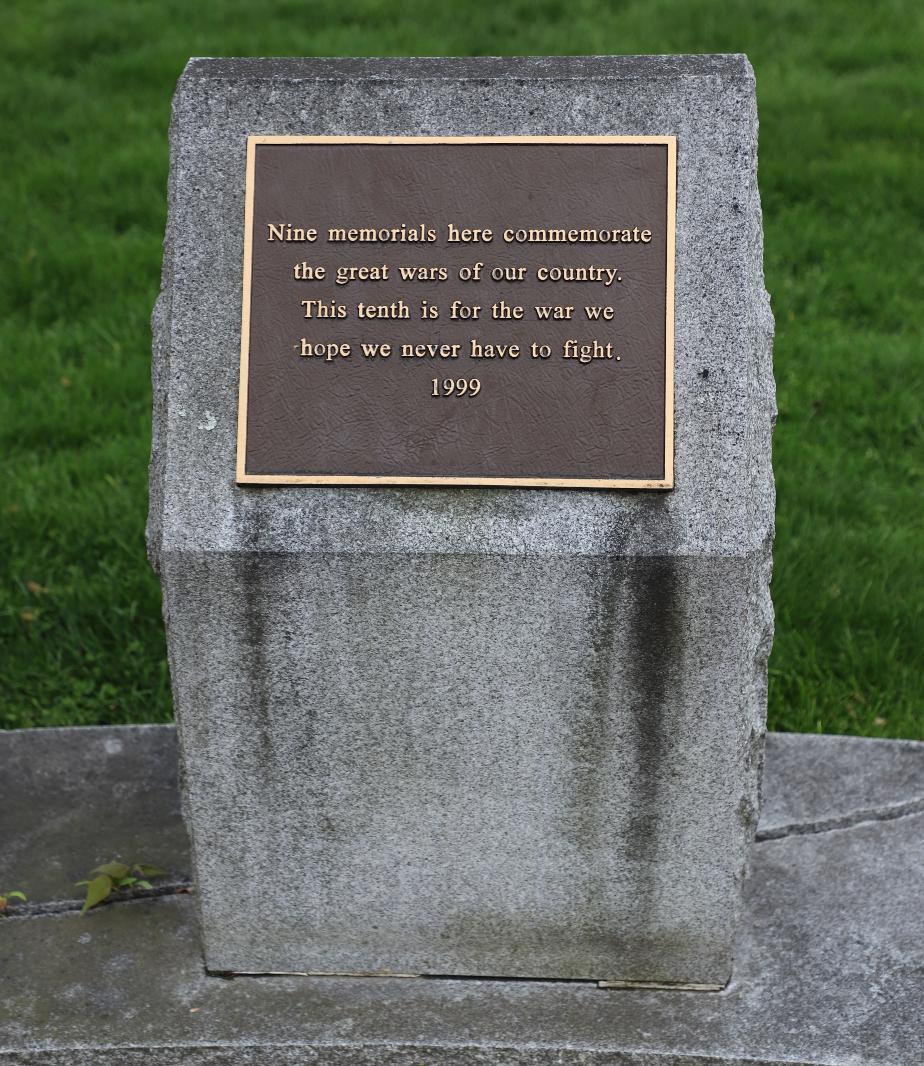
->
[1, 0, 922, 737]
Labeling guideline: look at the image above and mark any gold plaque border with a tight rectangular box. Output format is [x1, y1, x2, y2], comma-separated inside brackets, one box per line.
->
[236, 135, 676, 489]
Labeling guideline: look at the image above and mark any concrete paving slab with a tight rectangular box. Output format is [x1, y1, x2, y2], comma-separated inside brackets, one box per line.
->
[0, 725, 188, 904]
[758, 732, 924, 837]
[2, 728, 923, 1064]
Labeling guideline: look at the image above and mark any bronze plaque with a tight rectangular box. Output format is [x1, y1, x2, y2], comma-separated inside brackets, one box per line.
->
[236, 136, 675, 488]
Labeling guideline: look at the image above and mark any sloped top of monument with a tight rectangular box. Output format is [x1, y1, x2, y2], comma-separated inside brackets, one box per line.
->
[180, 55, 756, 83]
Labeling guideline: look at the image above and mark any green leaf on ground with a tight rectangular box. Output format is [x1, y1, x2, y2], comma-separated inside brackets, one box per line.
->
[133, 864, 167, 877]
[93, 862, 130, 879]
[81, 875, 113, 914]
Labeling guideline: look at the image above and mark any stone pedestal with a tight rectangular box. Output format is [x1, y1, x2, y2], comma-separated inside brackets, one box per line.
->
[148, 55, 774, 984]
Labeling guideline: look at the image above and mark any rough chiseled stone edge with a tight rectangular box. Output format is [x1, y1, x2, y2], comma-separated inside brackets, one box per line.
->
[146, 77, 182, 577]
[729, 54, 776, 951]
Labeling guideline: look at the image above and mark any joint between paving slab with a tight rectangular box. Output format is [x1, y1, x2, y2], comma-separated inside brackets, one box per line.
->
[755, 796, 924, 842]
[14, 802, 924, 921]
[216, 968, 721, 992]
[5, 880, 193, 920]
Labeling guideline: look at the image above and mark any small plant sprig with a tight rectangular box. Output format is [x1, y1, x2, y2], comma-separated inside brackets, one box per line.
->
[76, 861, 167, 914]
[0, 890, 27, 913]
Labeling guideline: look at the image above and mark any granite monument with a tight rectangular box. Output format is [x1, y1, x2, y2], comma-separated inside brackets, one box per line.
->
[148, 54, 775, 986]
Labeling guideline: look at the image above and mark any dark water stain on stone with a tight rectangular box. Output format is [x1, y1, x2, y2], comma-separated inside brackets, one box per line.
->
[236, 550, 316, 784]
[568, 558, 684, 826]
[568, 557, 626, 845]
[623, 557, 682, 868]
[235, 550, 340, 888]
[558, 555, 627, 948]
[565, 554, 683, 947]
[239, 551, 274, 772]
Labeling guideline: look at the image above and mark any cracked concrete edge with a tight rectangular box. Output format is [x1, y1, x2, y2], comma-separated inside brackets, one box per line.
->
[755, 795, 924, 841]
[757, 731, 924, 836]
[0, 1045, 829, 1066]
